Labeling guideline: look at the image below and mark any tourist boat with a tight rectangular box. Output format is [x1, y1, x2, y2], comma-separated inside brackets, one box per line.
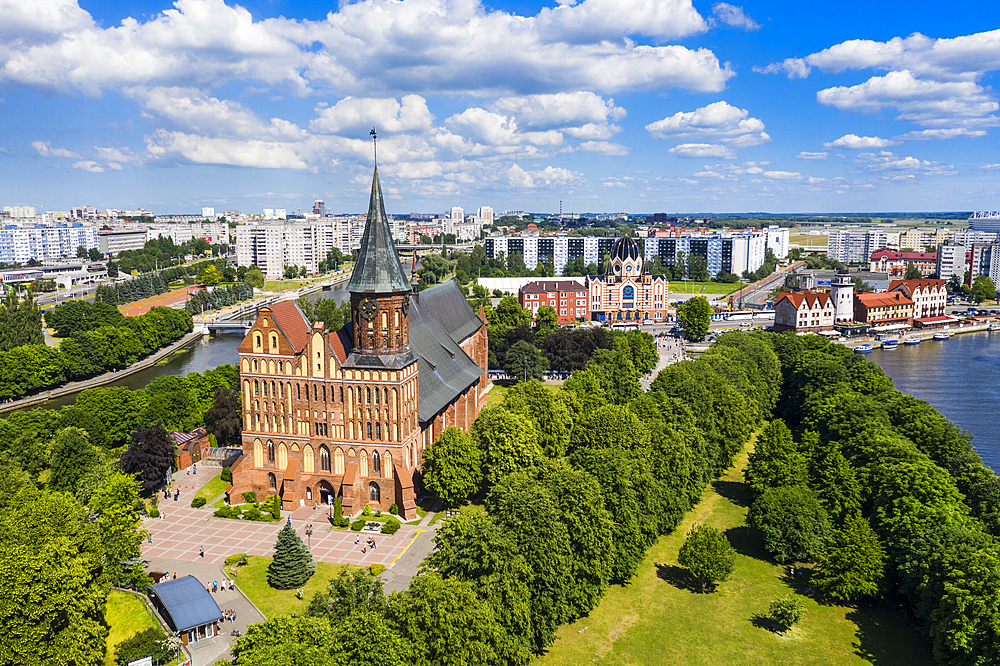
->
[881, 339, 899, 350]
[854, 344, 873, 354]
[989, 324, 1000, 332]
[904, 338, 921, 345]
[933, 332, 951, 340]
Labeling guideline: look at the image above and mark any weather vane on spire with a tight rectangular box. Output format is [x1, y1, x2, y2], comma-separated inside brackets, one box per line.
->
[370, 126, 377, 168]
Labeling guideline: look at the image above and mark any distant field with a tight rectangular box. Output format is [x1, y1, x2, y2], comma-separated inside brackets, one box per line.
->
[537, 441, 934, 666]
[790, 234, 828, 246]
[671, 281, 741, 296]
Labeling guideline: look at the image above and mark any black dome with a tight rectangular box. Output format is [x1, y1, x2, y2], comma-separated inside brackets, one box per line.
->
[609, 236, 641, 262]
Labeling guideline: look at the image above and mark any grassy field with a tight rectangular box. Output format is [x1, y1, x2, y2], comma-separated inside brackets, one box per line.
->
[104, 590, 159, 666]
[671, 281, 741, 295]
[536, 443, 934, 666]
[790, 234, 828, 247]
[487, 382, 560, 407]
[193, 472, 229, 503]
[226, 556, 349, 618]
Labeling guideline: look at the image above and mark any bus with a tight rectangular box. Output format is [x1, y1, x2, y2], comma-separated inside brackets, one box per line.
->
[725, 310, 775, 322]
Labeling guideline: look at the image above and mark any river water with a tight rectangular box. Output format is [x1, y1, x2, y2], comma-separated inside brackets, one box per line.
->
[869, 331, 1000, 473]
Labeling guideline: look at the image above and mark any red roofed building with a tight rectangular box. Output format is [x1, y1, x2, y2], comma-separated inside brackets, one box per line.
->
[773, 291, 835, 333]
[229, 169, 489, 520]
[869, 248, 937, 277]
[518, 279, 588, 324]
[171, 428, 210, 470]
[853, 291, 914, 326]
[888, 279, 947, 318]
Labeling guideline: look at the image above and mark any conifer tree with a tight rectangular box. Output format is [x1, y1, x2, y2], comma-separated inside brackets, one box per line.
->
[267, 523, 316, 590]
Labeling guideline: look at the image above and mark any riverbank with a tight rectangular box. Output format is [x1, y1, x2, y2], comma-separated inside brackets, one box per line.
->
[0, 330, 203, 415]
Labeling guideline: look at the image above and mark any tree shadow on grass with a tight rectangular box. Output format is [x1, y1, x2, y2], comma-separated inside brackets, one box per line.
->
[724, 524, 771, 561]
[749, 613, 785, 635]
[654, 563, 708, 594]
[847, 606, 932, 666]
[712, 479, 750, 508]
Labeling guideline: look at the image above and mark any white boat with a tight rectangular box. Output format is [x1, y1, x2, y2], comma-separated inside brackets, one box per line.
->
[989, 324, 1000, 332]
[881, 340, 899, 349]
[854, 344, 873, 353]
[933, 332, 951, 340]
[904, 338, 920, 345]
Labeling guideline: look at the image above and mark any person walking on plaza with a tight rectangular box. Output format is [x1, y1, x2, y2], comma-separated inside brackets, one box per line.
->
[200, 546, 205, 558]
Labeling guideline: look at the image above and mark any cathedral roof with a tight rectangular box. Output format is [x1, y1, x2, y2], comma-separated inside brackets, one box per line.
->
[609, 235, 641, 263]
[347, 168, 412, 294]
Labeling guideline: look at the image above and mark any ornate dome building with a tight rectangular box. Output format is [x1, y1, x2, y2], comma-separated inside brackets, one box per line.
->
[588, 235, 670, 323]
[229, 168, 489, 519]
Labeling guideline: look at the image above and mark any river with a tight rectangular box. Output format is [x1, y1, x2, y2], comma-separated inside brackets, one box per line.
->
[869, 331, 1000, 473]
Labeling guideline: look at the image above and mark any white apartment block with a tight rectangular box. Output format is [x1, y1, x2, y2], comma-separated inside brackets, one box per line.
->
[764, 225, 790, 259]
[0, 223, 99, 264]
[827, 230, 899, 263]
[936, 244, 967, 281]
[201, 207, 216, 218]
[147, 222, 229, 246]
[478, 207, 494, 225]
[236, 215, 379, 278]
[3, 206, 37, 218]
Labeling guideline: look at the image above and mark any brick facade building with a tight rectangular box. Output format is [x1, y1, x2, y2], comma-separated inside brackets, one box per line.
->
[773, 291, 835, 333]
[518, 280, 589, 324]
[229, 169, 489, 519]
[588, 236, 670, 323]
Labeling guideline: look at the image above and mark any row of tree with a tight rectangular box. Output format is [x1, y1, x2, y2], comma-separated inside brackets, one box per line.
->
[0, 306, 193, 401]
[746, 332, 1000, 665]
[0, 292, 44, 351]
[185, 282, 255, 315]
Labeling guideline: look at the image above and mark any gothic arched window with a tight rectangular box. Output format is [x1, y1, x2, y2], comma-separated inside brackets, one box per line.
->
[375, 422, 381, 440]
[366, 387, 371, 404]
[367, 422, 372, 439]
[320, 445, 331, 472]
[372, 450, 381, 476]
[267, 441, 275, 463]
[369, 482, 380, 503]
[268, 473, 276, 489]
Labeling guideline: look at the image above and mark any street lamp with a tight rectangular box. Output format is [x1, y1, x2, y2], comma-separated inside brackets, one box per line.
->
[305, 524, 313, 549]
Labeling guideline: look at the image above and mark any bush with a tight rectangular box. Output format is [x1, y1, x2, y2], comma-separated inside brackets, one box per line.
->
[382, 517, 401, 534]
[389, 503, 399, 515]
[147, 505, 159, 518]
[769, 596, 806, 630]
[191, 496, 207, 508]
[334, 496, 342, 523]
[338, 516, 350, 528]
[362, 505, 372, 516]
[224, 553, 248, 566]
[113, 627, 171, 666]
[221, 466, 232, 482]
[215, 506, 242, 519]
[265, 494, 281, 520]
[350, 518, 366, 531]
[242, 491, 257, 504]
[245, 506, 264, 521]
[370, 564, 386, 576]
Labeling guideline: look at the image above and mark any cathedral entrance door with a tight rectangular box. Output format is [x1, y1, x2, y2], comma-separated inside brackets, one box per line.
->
[317, 481, 335, 505]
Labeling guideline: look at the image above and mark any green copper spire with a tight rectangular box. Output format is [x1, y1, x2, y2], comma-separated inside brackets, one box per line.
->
[347, 168, 412, 294]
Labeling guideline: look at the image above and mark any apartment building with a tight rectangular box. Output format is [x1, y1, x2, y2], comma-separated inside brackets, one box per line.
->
[936, 244, 967, 281]
[773, 291, 835, 333]
[235, 216, 376, 277]
[0, 223, 99, 264]
[827, 230, 900, 263]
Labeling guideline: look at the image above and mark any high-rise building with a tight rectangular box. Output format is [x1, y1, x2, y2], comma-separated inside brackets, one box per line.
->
[0, 223, 99, 264]
[313, 200, 326, 216]
[936, 244, 967, 281]
[477, 207, 494, 225]
[201, 207, 216, 218]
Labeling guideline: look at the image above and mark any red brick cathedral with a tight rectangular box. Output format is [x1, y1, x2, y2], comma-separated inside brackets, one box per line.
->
[229, 169, 489, 519]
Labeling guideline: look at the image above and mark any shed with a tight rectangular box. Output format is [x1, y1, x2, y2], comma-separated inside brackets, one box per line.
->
[149, 575, 223, 645]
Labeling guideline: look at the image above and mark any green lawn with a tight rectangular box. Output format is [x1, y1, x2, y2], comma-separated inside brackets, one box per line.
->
[226, 555, 350, 618]
[537, 443, 934, 666]
[104, 590, 158, 666]
[193, 472, 229, 504]
[671, 281, 741, 296]
[790, 234, 828, 247]
[429, 501, 483, 526]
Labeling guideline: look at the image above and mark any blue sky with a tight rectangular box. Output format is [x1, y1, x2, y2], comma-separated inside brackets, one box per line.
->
[1, 0, 998, 215]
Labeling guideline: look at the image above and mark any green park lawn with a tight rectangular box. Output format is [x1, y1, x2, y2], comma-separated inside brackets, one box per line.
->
[536, 443, 935, 666]
[193, 472, 229, 504]
[226, 555, 348, 618]
[103, 590, 159, 666]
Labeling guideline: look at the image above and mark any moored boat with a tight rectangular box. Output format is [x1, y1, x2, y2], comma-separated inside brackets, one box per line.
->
[854, 343, 873, 353]
[933, 332, 951, 340]
[904, 338, 921, 345]
[881, 339, 899, 349]
[989, 324, 1000, 332]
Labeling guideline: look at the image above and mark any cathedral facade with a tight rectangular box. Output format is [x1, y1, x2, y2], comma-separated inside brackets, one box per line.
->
[229, 169, 489, 519]
[588, 236, 670, 322]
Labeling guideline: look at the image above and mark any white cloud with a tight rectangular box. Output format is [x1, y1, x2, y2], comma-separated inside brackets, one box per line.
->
[577, 141, 630, 155]
[669, 143, 736, 159]
[132, 87, 305, 140]
[646, 101, 769, 147]
[796, 151, 828, 160]
[0, 0, 93, 39]
[853, 151, 957, 176]
[144, 130, 315, 169]
[816, 70, 999, 126]
[95, 145, 144, 165]
[895, 128, 987, 140]
[823, 134, 901, 149]
[72, 160, 104, 172]
[762, 170, 804, 181]
[978, 164, 1000, 171]
[107, 162, 122, 170]
[32, 140, 79, 158]
[310, 95, 434, 135]
[488, 91, 625, 142]
[505, 164, 584, 188]
[0, 0, 732, 97]
[709, 3, 760, 31]
[445, 108, 562, 147]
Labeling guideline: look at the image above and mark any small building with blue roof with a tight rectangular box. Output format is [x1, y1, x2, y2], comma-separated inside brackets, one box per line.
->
[149, 575, 224, 646]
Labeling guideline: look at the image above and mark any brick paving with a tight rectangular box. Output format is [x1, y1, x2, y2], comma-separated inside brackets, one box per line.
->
[144, 469, 428, 570]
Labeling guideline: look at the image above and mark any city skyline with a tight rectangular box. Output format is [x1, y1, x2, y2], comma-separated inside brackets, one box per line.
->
[1, 0, 998, 214]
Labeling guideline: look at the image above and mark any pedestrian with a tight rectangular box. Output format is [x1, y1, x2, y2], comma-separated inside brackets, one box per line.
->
[372, 539, 376, 550]
[362, 546, 366, 553]
[173, 573, 177, 580]
[200, 546, 205, 558]
[213, 581, 218, 593]
[355, 536, 359, 545]
[148, 535, 152, 544]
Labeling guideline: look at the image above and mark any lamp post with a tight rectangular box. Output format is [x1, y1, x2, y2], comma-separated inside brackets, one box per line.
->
[305, 524, 313, 549]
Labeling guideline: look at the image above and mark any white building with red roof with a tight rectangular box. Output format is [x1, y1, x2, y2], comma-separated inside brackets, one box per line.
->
[869, 248, 937, 277]
[774, 291, 835, 333]
[888, 279, 947, 319]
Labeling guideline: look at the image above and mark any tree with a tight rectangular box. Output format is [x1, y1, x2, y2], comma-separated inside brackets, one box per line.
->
[905, 262, 922, 280]
[768, 596, 806, 631]
[296, 297, 351, 331]
[229, 616, 338, 665]
[198, 264, 222, 286]
[852, 277, 874, 293]
[422, 427, 483, 506]
[744, 419, 807, 500]
[76, 245, 88, 258]
[535, 304, 558, 332]
[677, 524, 736, 591]
[203, 387, 242, 448]
[268, 522, 316, 590]
[48, 427, 97, 495]
[688, 253, 710, 281]
[504, 380, 573, 458]
[488, 296, 532, 339]
[245, 267, 264, 290]
[970, 275, 996, 303]
[749, 485, 831, 563]
[119, 424, 175, 496]
[112, 627, 172, 666]
[470, 406, 542, 489]
[503, 340, 549, 382]
[420, 254, 450, 283]
[330, 610, 408, 665]
[811, 512, 885, 602]
[307, 567, 385, 624]
[676, 296, 712, 341]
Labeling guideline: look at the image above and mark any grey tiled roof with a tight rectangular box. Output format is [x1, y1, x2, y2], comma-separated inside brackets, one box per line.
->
[409, 281, 485, 422]
[151, 575, 223, 632]
[347, 169, 412, 294]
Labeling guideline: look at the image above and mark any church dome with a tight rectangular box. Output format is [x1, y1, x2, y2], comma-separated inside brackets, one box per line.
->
[609, 236, 641, 262]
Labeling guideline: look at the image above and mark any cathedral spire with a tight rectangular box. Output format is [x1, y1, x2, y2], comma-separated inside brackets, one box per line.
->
[347, 167, 412, 294]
